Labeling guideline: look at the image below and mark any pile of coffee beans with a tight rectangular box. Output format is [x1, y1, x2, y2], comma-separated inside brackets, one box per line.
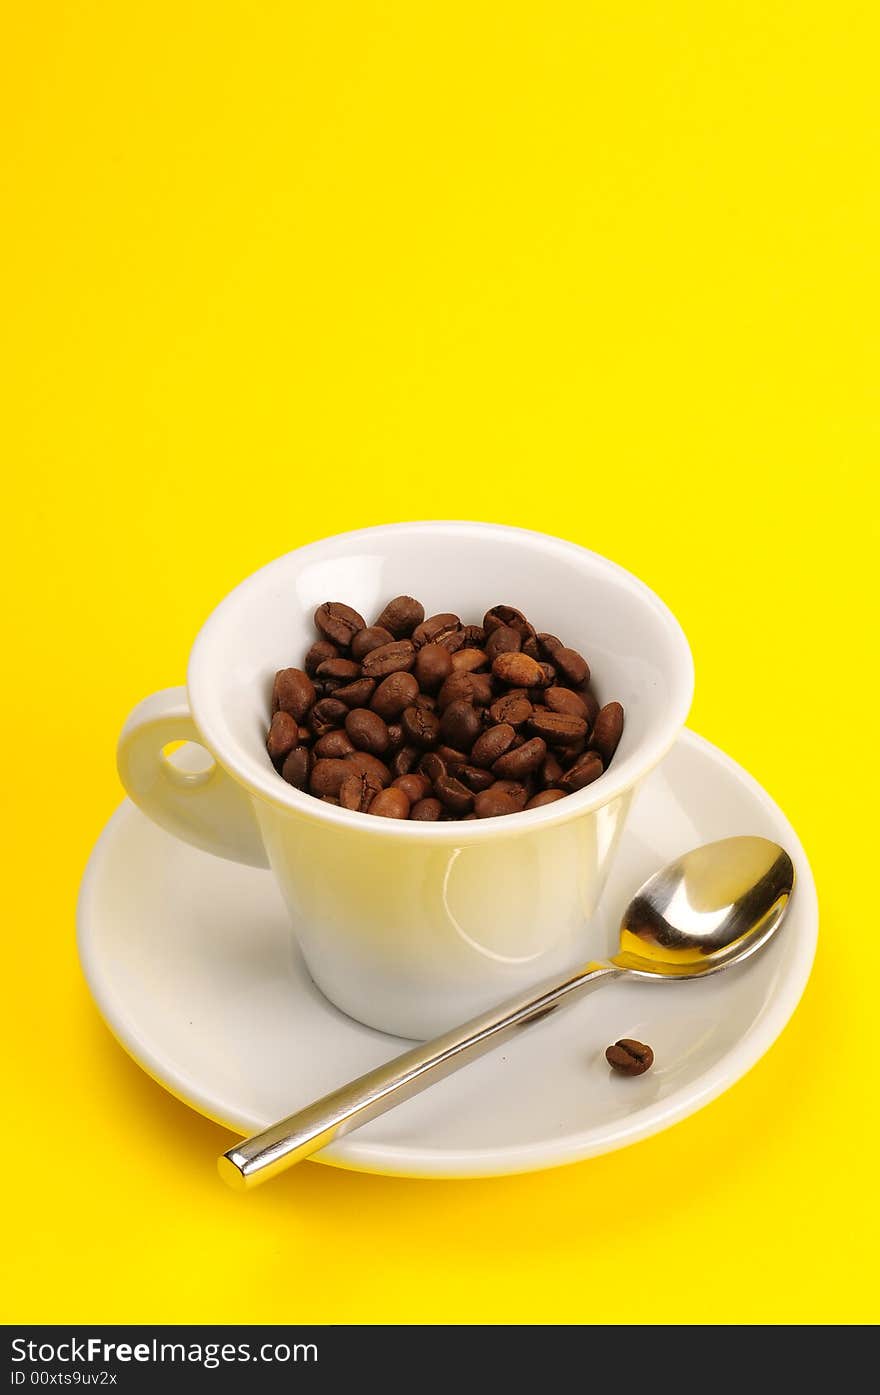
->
[265, 596, 624, 820]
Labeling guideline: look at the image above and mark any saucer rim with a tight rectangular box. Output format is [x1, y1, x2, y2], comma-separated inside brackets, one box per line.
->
[77, 728, 818, 1178]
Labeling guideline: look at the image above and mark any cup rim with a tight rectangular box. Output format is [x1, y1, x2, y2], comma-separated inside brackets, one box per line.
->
[188, 521, 695, 840]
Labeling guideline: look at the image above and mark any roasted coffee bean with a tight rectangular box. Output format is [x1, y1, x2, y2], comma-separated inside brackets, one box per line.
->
[351, 625, 395, 661]
[309, 758, 352, 797]
[589, 702, 625, 765]
[280, 745, 311, 789]
[314, 729, 356, 759]
[305, 639, 339, 677]
[369, 787, 411, 819]
[297, 725, 312, 744]
[386, 722, 405, 753]
[345, 750, 392, 787]
[528, 710, 587, 744]
[393, 773, 431, 802]
[521, 636, 541, 660]
[483, 605, 535, 640]
[436, 628, 467, 653]
[361, 639, 416, 679]
[541, 752, 565, 787]
[272, 668, 316, 722]
[489, 692, 533, 728]
[309, 697, 348, 735]
[339, 771, 379, 812]
[435, 745, 469, 769]
[267, 711, 300, 766]
[434, 774, 474, 814]
[485, 625, 522, 662]
[437, 672, 477, 710]
[314, 601, 366, 646]
[370, 670, 419, 719]
[492, 651, 544, 688]
[545, 686, 590, 721]
[460, 625, 486, 647]
[492, 737, 547, 780]
[315, 657, 361, 682]
[605, 1039, 654, 1076]
[525, 789, 566, 809]
[414, 642, 453, 693]
[552, 646, 589, 686]
[412, 613, 460, 648]
[580, 688, 600, 726]
[451, 647, 489, 673]
[419, 751, 447, 783]
[558, 751, 604, 793]
[537, 663, 556, 687]
[536, 633, 563, 659]
[313, 678, 342, 697]
[414, 692, 437, 711]
[332, 677, 376, 709]
[444, 674, 492, 707]
[468, 673, 494, 706]
[411, 796, 443, 821]
[560, 736, 587, 759]
[345, 707, 390, 755]
[457, 764, 497, 793]
[401, 704, 441, 748]
[526, 675, 551, 702]
[440, 699, 482, 750]
[474, 786, 521, 818]
[322, 796, 340, 805]
[471, 722, 516, 768]
[391, 745, 420, 777]
[491, 779, 529, 809]
[375, 595, 425, 638]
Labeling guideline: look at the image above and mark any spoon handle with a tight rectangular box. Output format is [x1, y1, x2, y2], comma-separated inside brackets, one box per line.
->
[219, 962, 622, 1189]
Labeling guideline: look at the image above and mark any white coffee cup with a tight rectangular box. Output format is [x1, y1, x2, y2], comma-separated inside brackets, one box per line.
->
[117, 522, 693, 1037]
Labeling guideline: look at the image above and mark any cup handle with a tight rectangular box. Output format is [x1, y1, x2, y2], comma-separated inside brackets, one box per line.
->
[117, 687, 269, 869]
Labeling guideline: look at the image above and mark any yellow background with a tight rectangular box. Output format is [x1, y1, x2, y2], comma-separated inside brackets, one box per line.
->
[2, 2, 878, 1325]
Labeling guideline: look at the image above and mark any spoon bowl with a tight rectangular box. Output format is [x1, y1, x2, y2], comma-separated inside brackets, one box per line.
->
[612, 836, 794, 978]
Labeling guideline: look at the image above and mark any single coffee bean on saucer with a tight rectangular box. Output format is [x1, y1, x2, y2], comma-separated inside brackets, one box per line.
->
[605, 1039, 654, 1076]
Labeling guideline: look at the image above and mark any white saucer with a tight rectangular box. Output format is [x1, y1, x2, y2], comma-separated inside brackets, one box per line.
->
[77, 730, 817, 1178]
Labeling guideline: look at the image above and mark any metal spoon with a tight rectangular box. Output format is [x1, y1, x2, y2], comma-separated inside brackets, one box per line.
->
[219, 836, 793, 1189]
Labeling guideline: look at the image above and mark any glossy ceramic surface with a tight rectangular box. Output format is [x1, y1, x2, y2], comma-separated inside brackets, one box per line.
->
[80, 730, 818, 1178]
[117, 522, 693, 1035]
